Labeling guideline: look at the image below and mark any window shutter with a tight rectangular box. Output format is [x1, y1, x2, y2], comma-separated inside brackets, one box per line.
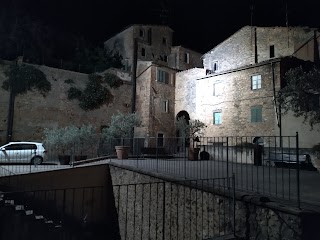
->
[165, 72, 169, 84]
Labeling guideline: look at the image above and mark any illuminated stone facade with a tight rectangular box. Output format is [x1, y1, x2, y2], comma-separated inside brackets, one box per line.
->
[175, 26, 320, 148]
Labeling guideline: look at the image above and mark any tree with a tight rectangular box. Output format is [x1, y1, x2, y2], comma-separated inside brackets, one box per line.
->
[176, 116, 206, 147]
[277, 65, 320, 129]
[73, 46, 123, 73]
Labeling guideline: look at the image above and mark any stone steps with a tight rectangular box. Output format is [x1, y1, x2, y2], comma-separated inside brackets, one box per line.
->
[0, 192, 75, 240]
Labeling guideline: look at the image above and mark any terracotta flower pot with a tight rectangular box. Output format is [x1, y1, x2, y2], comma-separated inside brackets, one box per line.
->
[188, 147, 200, 161]
[58, 155, 71, 165]
[115, 146, 130, 159]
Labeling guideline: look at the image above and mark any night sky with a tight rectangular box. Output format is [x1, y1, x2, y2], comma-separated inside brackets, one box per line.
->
[2, 0, 320, 53]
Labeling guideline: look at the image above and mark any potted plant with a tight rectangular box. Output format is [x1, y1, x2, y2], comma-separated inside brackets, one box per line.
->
[176, 116, 206, 160]
[43, 125, 79, 165]
[74, 124, 97, 161]
[102, 111, 141, 159]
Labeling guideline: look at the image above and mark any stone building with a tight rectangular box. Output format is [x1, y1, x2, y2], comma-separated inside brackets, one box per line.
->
[105, 25, 203, 144]
[176, 26, 320, 148]
[104, 24, 202, 71]
[0, 25, 203, 146]
[135, 61, 176, 145]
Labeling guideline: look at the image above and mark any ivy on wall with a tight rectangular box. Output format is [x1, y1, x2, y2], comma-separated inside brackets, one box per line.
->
[2, 64, 51, 96]
[67, 73, 122, 111]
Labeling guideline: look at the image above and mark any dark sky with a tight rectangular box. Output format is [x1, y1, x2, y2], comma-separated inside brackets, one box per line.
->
[4, 0, 320, 53]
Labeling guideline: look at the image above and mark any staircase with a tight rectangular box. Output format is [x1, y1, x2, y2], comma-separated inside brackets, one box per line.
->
[0, 192, 83, 240]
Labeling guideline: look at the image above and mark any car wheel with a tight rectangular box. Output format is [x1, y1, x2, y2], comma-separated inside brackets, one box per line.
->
[31, 156, 43, 165]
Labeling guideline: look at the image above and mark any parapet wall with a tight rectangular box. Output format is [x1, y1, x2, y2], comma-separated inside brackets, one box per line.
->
[109, 163, 320, 240]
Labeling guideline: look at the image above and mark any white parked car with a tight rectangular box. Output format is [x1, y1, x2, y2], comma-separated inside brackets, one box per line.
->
[0, 142, 46, 165]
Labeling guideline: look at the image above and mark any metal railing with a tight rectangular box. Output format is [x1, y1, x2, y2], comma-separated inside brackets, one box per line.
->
[108, 134, 317, 208]
[1, 134, 318, 208]
[113, 176, 235, 240]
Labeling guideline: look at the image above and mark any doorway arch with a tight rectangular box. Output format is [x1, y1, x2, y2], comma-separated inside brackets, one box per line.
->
[176, 111, 190, 149]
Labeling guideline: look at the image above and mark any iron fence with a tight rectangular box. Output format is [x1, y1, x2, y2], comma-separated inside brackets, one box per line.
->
[0, 134, 318, 208]
[108, 134, 317, 208]
[113, 176, 235, 240]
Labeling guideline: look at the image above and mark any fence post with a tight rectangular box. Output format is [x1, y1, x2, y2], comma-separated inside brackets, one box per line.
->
[232, 173, 236, 235]
[227, 137, 229, 186]
[162, 182, 166, 239]
[295, 132, 300, 208]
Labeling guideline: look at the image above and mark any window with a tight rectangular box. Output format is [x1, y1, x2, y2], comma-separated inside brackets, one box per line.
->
[251, 106, 262, 122]
[161, 99, 169, 113]
[163, 55, 168, 62]
[270, 45, 275, 58]
[4, 144, 21, 150]
[184, 52, 190, 63]
[211, 61, 218, 72]
[157, 133, 164, 147]
[157, 69, 169, 84]
[141, 48, 146, 57]
[139, 28, 144, 37]
[251, 75, 262, 90]
[213, 82, 223, 96]
[162, 37, 167, 45]
[213, 112, 222, 125]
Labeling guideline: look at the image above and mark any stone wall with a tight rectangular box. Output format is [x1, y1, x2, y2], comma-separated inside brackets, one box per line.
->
[104, 25, 173, 71]
[0, 62, 132, 144]
[203, 26, 320, 73]
[202, 26, 254, 72]
[109, 164, 320, 240]
[136, 62, 176, 139]
[170, 46, 203, 70]
[196, 61, 280, 137]
[175, 68, 205, 120]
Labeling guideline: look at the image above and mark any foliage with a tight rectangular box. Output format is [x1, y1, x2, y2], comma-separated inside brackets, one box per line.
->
[67, 73, 116, 111]
[67, 87, 82, 100]
[176, 116, 206, 140]
[43, 125, 78, 154]
[311, 143, 320, 158]
[43, 124, 96, 154]
[102, 112, 141, 140]
[103, 72, 123, 88]
[64, 79, 74, 84]
[278, 66, 320, 129]
[2, 64, 51, 96]
[74, 47, 123, 73]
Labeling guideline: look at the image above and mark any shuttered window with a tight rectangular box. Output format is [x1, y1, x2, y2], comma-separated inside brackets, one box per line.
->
[157, 69, 169, 84]
[251, 106, 262, 122]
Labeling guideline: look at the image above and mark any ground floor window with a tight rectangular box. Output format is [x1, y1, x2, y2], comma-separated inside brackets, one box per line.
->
[213, 112, 222, 125]
[251, 106, 262, 122]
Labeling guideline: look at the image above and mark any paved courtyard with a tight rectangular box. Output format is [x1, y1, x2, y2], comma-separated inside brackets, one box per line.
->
[1, 157, 319, 211]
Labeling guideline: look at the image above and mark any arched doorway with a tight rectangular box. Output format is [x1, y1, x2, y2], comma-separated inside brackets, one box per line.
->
[176, 111, 190, 150]
[253, 137, 264, 166]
